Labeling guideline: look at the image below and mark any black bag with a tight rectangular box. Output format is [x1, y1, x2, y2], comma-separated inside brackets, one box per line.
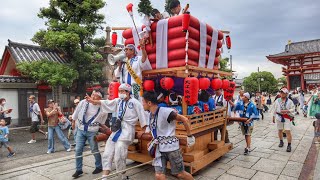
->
[110, 118, 122, 132]
[4, 117, 11, 125]
[110, 100, 128, 132]
[34, 112, 41, 121]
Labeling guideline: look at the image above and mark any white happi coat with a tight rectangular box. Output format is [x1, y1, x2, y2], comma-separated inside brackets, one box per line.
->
[114, 56, 152, 86]
[213, 94, 231, 115]
[72, 100, 108, 132]
[100, 98, 148, 141]
[272, 98, 295, 122]
[147, 107, 178, 167]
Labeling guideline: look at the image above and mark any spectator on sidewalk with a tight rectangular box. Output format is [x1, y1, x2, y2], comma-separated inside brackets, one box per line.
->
[314, 113, 320, 144]
[0, 119, 15, 157]
[272, 88, 295, 152]
[71, 89, 108, 178]
[255, 91, 264, 120]
[234, 92, 259, 155]
[44, 99, 71, 154]
[0, 98, 12, 125]
[28, 95, 47, 144]
[306, 89, 320, 118]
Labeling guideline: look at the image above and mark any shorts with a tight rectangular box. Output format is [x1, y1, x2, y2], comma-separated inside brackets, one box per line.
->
[0, 141, 9, 148]
[30, 121, 40, 133]
[154, 149, 184, 175]
[277, 120, 291, 131]
[240, 125, 253, 136]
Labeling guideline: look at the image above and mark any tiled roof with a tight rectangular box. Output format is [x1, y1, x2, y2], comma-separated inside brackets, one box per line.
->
[6, 40, 68, 63]
[0, 75, 34, 83]
[267, 39, 320, 58]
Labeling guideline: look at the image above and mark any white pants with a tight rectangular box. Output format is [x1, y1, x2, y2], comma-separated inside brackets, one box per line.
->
[102, 138, 130, 172]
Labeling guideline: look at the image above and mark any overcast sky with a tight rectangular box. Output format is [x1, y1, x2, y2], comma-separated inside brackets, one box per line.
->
[1, 0, 320, 78]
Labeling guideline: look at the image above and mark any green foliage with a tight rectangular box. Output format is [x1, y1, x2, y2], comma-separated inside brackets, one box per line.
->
[138, 0, 153, 16]
[243, 71, 278, 93]
[165, 0, 174, 15]
[32, 0, 106, 94]
[277, 76, 287, 86]
[219, 57, 231, 72]
[17, 60, 78, 87]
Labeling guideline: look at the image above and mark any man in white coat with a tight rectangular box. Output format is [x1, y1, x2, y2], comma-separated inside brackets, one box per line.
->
[272, 87, 295, 152]
[72, 89, 108, 178]
[114, 40, 152, 100]
[86, 84, 148, 180]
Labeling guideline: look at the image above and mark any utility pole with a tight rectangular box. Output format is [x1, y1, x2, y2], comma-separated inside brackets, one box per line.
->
[258, 67, 260, 92]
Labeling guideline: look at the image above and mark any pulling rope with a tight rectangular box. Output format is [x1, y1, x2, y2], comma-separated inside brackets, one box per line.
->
[93, 160, 153, 180]
[0, 150, 153, 179]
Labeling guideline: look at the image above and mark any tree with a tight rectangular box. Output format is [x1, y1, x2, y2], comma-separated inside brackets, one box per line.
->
[32, 0, 106, 95]
[138, 0, 153, 16]
[17, 60, 78, 102]
[219, 57, 232, 72]
[277, 76, 287, 86]
[243, 71, 278, 93]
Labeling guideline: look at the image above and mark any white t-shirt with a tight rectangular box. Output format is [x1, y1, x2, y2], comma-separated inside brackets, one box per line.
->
[114, 56, 151, 85]
[31, 103, 41, 122]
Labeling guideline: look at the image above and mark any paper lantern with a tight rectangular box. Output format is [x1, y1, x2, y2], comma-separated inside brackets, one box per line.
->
[184, 77, 199, 105]
[111, 32, 117, 46]
[182, 13, 191, 32]
[229, 81, 236, 90]
[160, 77, 174, 90]
[199, 77, 210, 90]
[126, 3, 133, 16]
[143, 80, 155, 91]
[214, 58, 220, 66]
[211, 78, 222, 90]
[222, 79, 230, 90]
[108, 82, 120, 100]
[226, 35, 231, 49]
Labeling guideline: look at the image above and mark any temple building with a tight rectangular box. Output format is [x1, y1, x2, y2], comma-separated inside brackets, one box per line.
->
[267, 39, 320, 91]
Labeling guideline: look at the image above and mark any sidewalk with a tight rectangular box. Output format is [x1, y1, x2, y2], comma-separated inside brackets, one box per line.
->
[0, 112, 318, 180]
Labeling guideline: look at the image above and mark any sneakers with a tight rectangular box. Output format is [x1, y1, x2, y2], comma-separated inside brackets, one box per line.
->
[244, 148, 249, 155]
[47, 150, 54, 154]
[72, 170, 83, 178]
[28, 139, 36, 144]
[92, 168, 103, 174]
[7, 152, 15, 158]
[286, 145, 292, 152]
[71, 143, 76, 147]
[279, 141, 284, 147]
[66, 147, 72, 152]
[45, 132, 48, 139]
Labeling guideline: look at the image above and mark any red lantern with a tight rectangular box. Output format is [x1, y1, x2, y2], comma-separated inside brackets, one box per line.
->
[108, 82, 120, 100]
[199, 78, 210, 90]
[226, 35, 231, 49]
[143, 80, 155, 91]
[126, 3, 133, 16]
[229, 81, 236, 91]
[211, 78, 222, 90]
[184, 77, 199, 105]
[214, 58, 220, 66]
[222, 79, 230, 90]
[182, 13, 191, 32]
[112, 32, 117, 47]
[160, 77, 174, 90]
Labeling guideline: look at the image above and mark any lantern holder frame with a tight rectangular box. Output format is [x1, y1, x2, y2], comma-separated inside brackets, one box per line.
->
[142, 65, 232, 78]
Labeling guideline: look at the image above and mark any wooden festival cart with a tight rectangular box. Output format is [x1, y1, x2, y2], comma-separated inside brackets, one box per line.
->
[125, 65, 233, 174]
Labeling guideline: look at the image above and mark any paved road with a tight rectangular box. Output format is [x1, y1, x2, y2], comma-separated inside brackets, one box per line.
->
[0, 101, 319, 179]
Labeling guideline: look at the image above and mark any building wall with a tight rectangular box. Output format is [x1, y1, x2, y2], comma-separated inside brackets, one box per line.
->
[0, 89, 19, 124]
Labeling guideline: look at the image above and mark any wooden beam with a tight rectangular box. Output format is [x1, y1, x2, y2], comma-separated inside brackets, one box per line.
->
[111, 27, 131, 30]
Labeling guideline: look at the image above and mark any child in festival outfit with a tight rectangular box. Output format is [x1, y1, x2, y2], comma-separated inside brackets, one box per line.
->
[0, 119, 15, 157]
[234, 92, 259, 155]
[303, 101, 308, 118]
[142, 91, 195, 180]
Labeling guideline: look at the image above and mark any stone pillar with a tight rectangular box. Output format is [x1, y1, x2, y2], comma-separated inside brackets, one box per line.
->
[105, 26, 111, 46]
[301, 73, 305, 90]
